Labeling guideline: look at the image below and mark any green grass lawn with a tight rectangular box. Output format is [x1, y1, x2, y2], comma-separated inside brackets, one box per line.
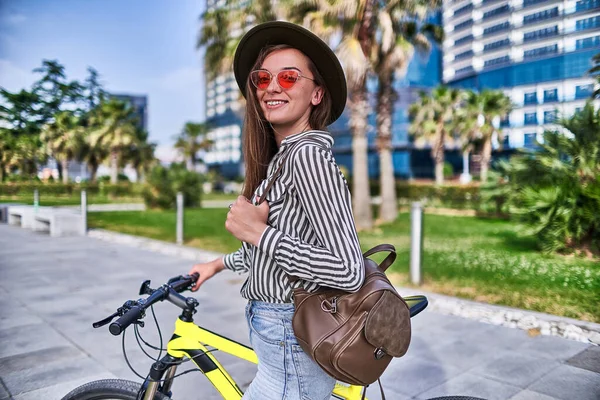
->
[88, 209, 600, 322]
[0, 194, 143, 206]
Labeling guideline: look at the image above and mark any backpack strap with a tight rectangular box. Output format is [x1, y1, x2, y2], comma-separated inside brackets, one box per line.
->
[361, 378, 386, 400]
[363, 244, 397, 272]
[257, 137, 329, 205]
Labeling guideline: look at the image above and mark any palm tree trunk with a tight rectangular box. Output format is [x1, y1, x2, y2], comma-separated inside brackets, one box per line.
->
[376, 78, 397, 223]
[90, 164, 98, 183]
[349, 86, 373, 231]
[110, 151, 118, 184]
[433, 123, 445, 186]
[480, 137, 492, 182]
[61, 159, 69, 184]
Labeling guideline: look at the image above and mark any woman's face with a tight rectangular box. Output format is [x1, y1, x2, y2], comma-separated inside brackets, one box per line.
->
[255, 48, 323, 130]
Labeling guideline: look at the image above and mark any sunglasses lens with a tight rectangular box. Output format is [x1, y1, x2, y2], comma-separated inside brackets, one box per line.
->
[278, 70, 299, 89]
[251, 71, 271, 89]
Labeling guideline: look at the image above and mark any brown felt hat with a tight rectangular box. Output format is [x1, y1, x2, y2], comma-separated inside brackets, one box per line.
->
[233, 21, 347, 125]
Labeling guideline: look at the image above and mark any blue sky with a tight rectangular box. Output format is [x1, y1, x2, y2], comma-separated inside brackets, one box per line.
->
[0, 0, 206, 161]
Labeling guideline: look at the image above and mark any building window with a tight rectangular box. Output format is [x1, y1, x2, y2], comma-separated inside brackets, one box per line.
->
[484, 38, 511, 51]
[543, 88, 558, 102]
[484, 55, 511, 67]
[524, 0, 550, 8]
[524, 112, 538, 125]
[576, 0, 600, 12]
[455, 50, 474, 60]
[483, 21, 510, 36]
[523, 26, 558, 42]
[455, 3, 474, 16]
[455, 19, 474, 31]
[502, 135, 510, 148]
[483, 5, 510, 20]
[576, 35, 600, 49]
[576, 16, 600, 31]
[544, 110, 557, 123]
[524, 133, 538, 148]
[456, 65, 475, 75]
[524, 44, 559, 59]
[524, 92, 538, 104]
[575, 107, 583, 114]
[575, 84, 594, 98]
[523, 7, 559, 25]
[455, 34, 474, 46]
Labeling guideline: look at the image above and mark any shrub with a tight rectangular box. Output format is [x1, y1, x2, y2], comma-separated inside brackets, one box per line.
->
[142, 164, 203, 209]
[443, 162, 454, 179]
[483, 102, 600, 256]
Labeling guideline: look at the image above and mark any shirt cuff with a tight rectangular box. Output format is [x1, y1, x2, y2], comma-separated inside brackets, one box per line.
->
[257, 226, 284, 259]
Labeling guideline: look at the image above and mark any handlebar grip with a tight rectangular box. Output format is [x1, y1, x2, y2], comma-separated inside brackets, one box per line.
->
[170, 273, 199, 293]
[109, 305, 143, 335]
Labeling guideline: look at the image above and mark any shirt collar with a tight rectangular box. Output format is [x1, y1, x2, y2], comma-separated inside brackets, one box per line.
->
[279, 130, 334, 151]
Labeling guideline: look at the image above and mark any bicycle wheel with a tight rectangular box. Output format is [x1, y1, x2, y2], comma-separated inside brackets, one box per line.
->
[61, 379, 171, 400]
[427, 397, 486, 400]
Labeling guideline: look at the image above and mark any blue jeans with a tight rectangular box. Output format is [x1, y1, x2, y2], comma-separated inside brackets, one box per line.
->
[242, 301, 336, 400]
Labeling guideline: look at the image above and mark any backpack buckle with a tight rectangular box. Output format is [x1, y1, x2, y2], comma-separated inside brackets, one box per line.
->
[374, 347, 386, 360]
[320, 297, 338, 314]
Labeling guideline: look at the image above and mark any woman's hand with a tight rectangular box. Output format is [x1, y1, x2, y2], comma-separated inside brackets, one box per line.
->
[188, 258, 226, 291]
[225, 196, 270, 246]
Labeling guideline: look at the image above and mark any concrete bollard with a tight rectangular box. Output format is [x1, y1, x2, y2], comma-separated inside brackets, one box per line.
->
[410, 202, 423, 285]
[176, 192, 184, 245]
[34, 189, 39, 213]
[81, 190, 87, 235]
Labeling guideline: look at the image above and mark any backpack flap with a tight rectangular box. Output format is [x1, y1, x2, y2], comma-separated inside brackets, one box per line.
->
[363, 291, 411, 357]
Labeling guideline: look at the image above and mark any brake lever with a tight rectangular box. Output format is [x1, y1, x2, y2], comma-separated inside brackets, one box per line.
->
[92, 311, 120, 328]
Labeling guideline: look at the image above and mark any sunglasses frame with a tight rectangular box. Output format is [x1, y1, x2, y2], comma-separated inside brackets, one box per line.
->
[250, 69, 316, 90]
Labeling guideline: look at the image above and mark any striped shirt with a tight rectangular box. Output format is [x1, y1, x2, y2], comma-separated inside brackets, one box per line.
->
[223, 130, 365, 303]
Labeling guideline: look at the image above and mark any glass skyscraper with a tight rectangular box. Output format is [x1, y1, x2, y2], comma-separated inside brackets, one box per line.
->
[443, 0, 600, 149]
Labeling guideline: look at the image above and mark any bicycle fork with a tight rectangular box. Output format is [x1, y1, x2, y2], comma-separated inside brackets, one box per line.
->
[142, 355, 181, 400]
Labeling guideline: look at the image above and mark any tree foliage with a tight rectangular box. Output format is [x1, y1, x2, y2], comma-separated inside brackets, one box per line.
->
[143, 163, 203, 210]
[486, 102, 600, 257]
[0, 60, 156, 183]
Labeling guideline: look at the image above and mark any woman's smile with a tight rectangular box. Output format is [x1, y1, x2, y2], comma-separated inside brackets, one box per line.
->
[264, 99, 289, 110]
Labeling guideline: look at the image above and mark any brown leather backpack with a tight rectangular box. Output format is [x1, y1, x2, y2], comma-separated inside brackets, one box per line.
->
[290, 244, 411, 387]
[257, 137, 412, 390]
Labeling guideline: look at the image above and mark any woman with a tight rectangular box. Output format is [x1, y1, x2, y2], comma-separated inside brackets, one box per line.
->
[189, 21, 365, 400]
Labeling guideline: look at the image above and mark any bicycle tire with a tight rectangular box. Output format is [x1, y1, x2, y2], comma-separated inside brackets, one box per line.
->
[61, 379, 171, 400]
[427, 397, 486, 400]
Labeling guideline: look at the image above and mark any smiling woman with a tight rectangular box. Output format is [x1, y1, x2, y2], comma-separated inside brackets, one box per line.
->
[185, 21, 362, 400]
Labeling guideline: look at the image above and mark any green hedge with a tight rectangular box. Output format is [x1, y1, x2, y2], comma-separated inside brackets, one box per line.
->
[0, 182, 144, 197]
[360, 180, 482, 210]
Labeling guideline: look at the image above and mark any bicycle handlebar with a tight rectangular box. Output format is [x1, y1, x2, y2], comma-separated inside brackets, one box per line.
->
[93, 273, 200, 335]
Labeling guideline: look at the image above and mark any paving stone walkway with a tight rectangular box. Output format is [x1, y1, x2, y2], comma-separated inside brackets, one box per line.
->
[0, 224, 598, 400]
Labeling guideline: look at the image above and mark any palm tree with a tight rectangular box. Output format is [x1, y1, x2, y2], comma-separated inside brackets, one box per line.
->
[40, 111, 85, 183]
[126, 129, 157, 183]
[283, 0, 375, 230]
[409, 86, 462, 185]
[372, 0, 443, 222]
[452, 90, 482, 183]
[486, 102, 600, 256]
[174, 122, 213, 171]
[475, 90, 512, 182]
[589, 52, 600, 99]
[89, 98, 138, 184]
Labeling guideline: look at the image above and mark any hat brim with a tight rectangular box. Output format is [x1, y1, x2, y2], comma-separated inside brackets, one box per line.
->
[233, 21, 347, 126]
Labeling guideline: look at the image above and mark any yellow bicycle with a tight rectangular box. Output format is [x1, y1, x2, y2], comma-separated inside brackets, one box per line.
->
[61, 273, 430, 400]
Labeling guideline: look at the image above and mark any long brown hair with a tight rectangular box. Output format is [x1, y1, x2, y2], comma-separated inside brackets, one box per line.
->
[241, 44, 333, 199]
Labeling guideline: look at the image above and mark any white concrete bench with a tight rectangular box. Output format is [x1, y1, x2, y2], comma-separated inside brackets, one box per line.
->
[7, 206, 84, 237]
[33, 210, 83, 237]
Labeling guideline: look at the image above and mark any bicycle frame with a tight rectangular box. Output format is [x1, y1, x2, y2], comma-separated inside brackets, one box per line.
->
[142, 317, 367, 400]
